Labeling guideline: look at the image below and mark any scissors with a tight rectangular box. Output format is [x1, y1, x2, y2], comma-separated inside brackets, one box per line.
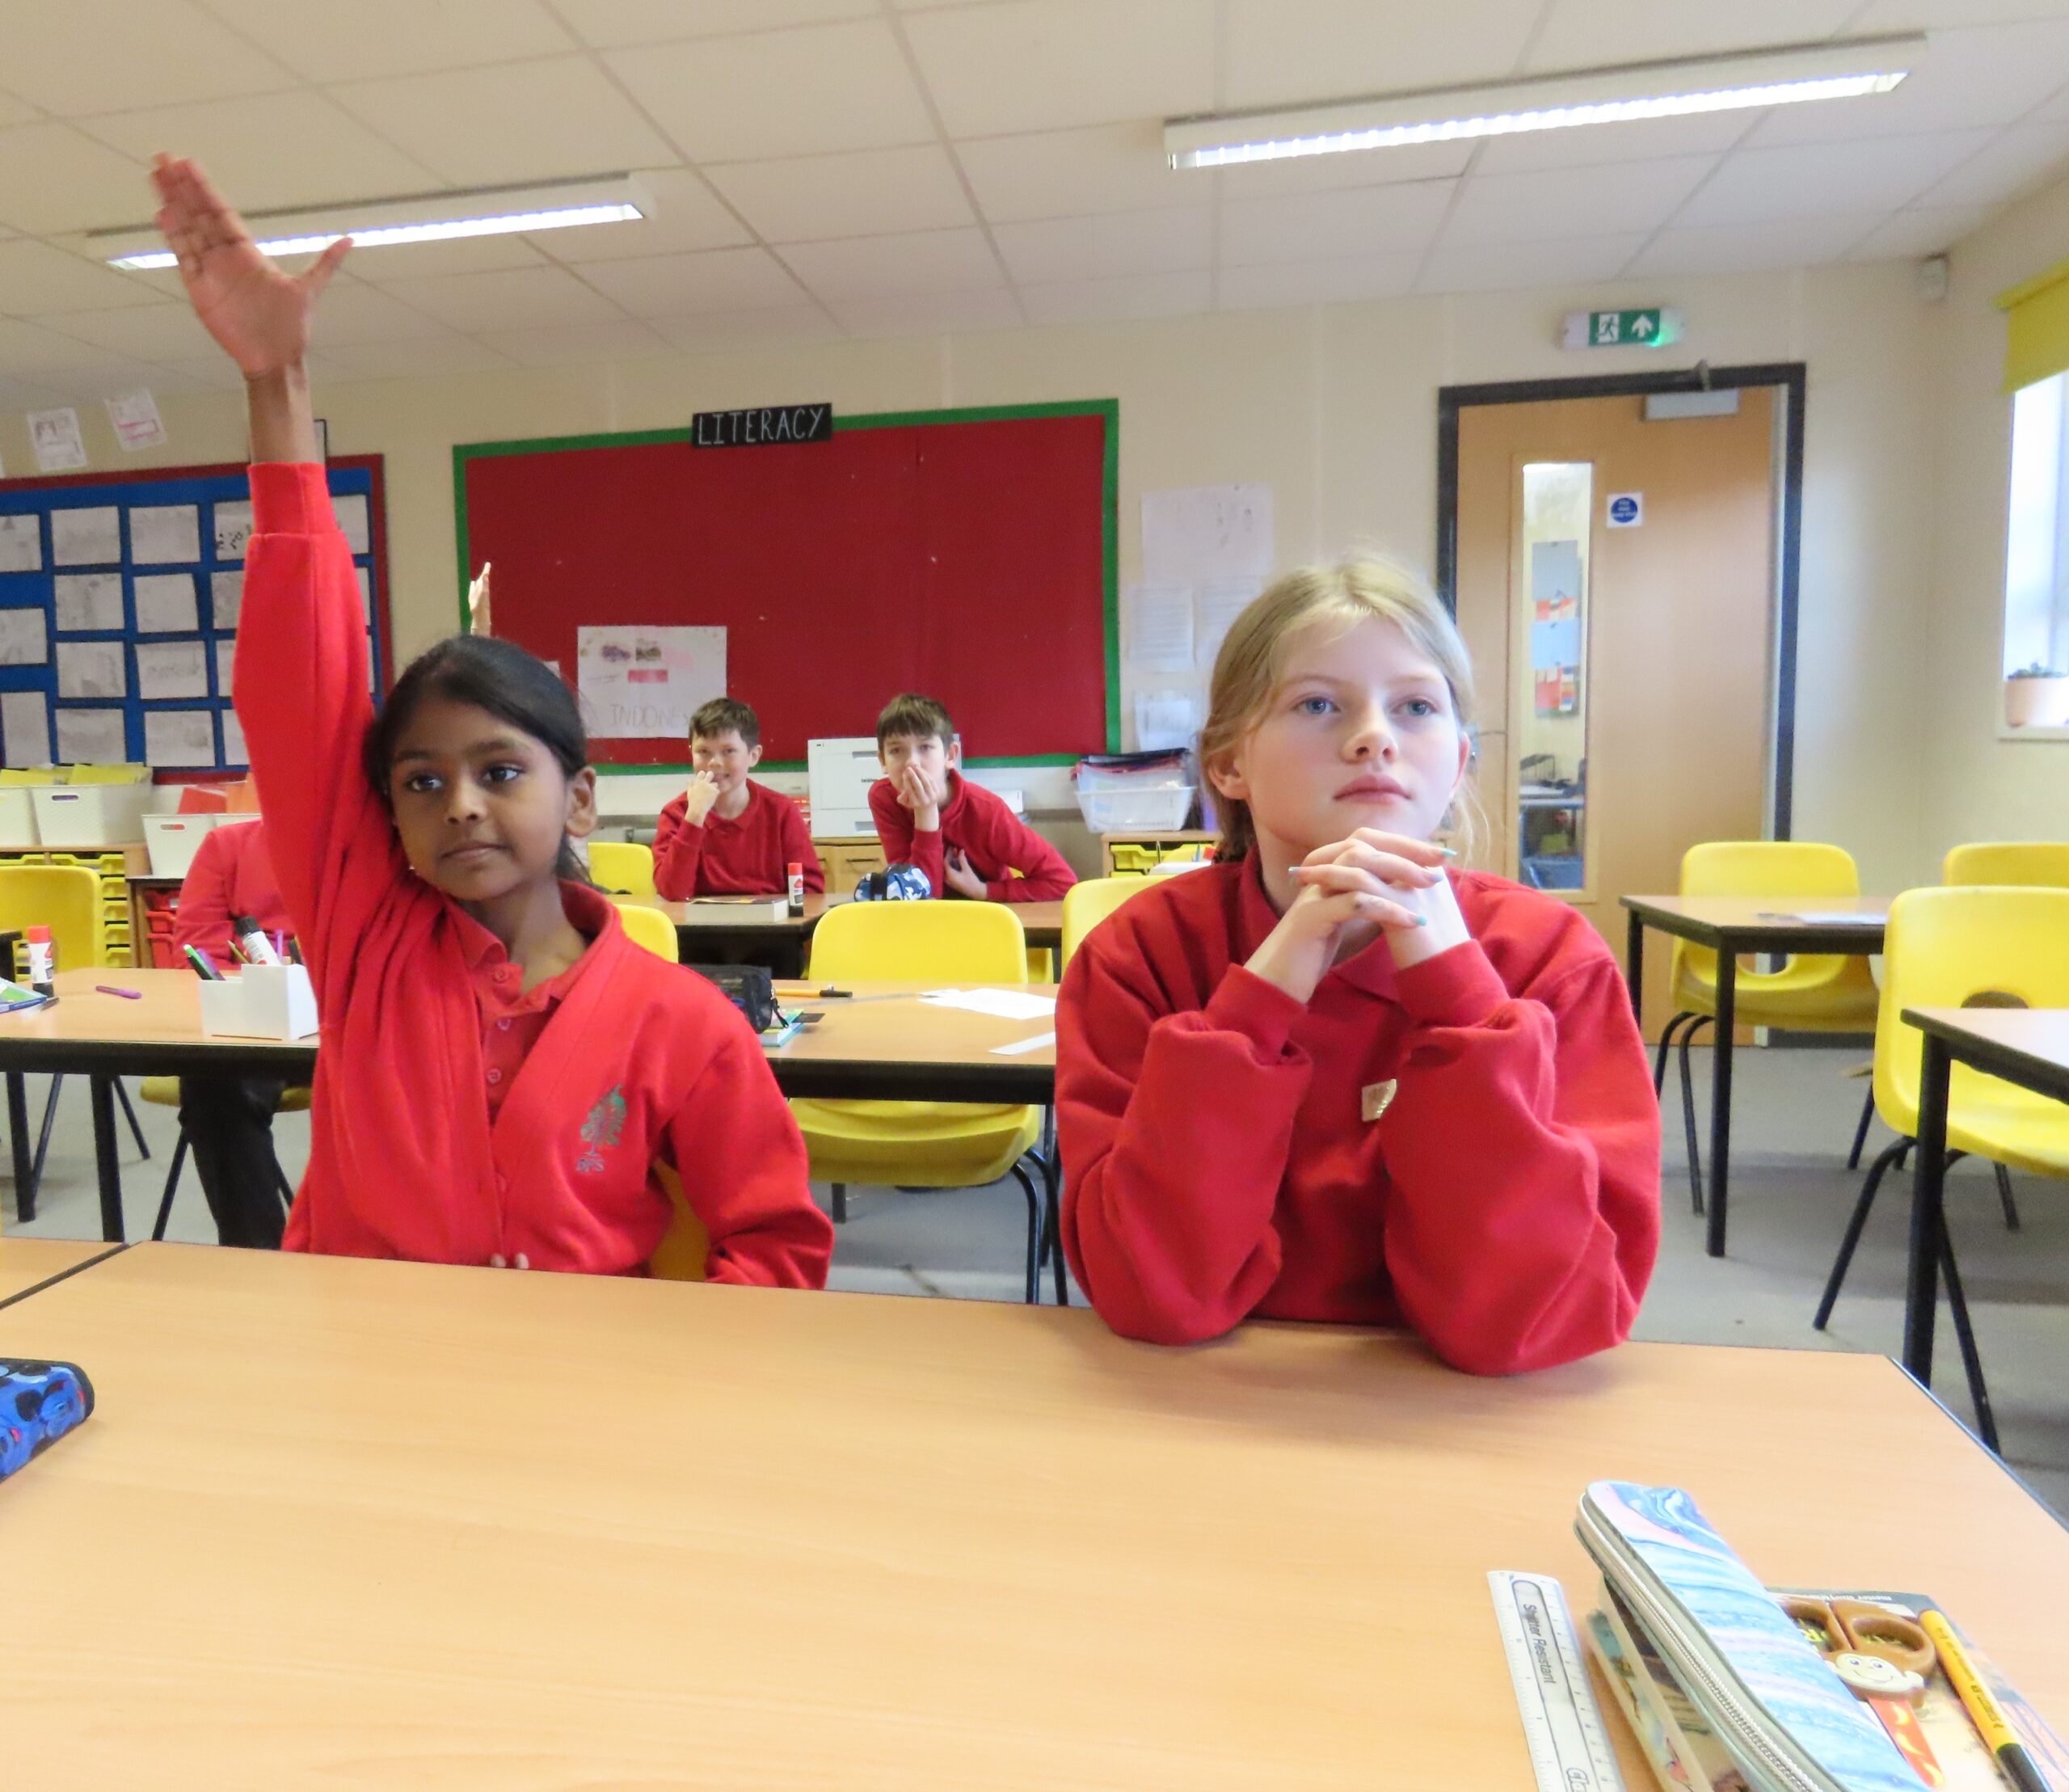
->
[1780, 1596, 1944, 1786]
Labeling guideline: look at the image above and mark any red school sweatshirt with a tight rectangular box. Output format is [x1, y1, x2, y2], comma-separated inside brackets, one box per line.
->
[1056, 858, 1660, 1372]
[652, 780, 824, 900]
[868, 773, 1077, 903]
[172, 818, 291, 963]
[235, 463, 832, 1285]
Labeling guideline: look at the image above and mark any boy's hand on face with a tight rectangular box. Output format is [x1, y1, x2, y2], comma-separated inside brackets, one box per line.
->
[942, 848, 987, 900]
[683, 769, 720, 826]
[900, 764, 942, 829]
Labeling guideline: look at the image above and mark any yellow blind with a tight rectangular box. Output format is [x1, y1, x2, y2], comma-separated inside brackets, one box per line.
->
[1999, 255, 2069, 392]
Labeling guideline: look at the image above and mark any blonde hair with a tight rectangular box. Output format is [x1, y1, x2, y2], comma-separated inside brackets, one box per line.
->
[1199, 557, 1480, 862]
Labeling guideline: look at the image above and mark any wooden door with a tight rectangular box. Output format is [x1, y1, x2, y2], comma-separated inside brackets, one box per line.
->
[1455, 391, 1777, 1040]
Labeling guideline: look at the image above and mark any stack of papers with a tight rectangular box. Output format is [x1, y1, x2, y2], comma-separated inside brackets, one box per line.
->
[919, 989, 1057, 1022]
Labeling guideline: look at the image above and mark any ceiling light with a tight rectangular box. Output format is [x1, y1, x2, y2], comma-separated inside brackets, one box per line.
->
[1165, 36, 1924, 170]
[90, 175, 648, 270]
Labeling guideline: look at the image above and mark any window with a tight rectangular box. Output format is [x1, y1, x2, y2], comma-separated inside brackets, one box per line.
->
[2003, 371, 2069, 728]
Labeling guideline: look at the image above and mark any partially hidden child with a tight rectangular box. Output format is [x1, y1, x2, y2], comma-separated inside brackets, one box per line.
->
[152, 154, 832, 1285]
[869, 694, 1077, 903]
[1056, 561, 1660, 1372]
[652, 698, 823, 900]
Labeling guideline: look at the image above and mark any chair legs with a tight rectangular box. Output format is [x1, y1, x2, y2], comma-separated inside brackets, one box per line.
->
[830, 1183, 847, 1225]
[1008, 1158, 1042, 1305]
[25, 1073, 152, 1209]
[150, 1128, 191, 1242]
[1654, 1012, 1696, 1096]
[1815, 1138, 1910, 1330]
[1937, 1224, 1999, 1454]
[1992, 1162, 2021, 1232]
[113, 1079, 150, 1160]
[1846, 1086, 1875, 1170]
[1675, 1015, 1712, 1215]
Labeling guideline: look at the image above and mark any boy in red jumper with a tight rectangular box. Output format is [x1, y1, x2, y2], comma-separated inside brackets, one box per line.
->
[652, 698, 822, 900]
[1057, 560, 1658, 1372]
[151, 154, 832, 1286]
[868, 694, 1076, 903]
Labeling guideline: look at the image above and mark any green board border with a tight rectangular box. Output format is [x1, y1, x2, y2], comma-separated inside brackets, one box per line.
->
[452, 398, 1121, 771]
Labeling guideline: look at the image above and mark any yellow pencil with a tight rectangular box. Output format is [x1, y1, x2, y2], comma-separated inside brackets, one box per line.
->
[1920, 1611, 2053, 1792]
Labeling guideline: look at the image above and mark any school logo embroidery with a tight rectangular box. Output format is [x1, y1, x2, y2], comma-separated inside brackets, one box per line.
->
[576, 1086, 626, 1175]
[1360, 1080, 1397, 1124]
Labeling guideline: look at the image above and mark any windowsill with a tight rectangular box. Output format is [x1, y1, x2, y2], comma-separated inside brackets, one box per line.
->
[1997, 722, 2069, 742]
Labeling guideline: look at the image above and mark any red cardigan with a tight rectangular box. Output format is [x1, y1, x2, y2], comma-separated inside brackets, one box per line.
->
[1056, 858, 1659, 1372]
[237, 464, 831, 1286]
[868, 773, 1076, 903]
[172, 819, 290, 963]
[652, 781, 824, 900]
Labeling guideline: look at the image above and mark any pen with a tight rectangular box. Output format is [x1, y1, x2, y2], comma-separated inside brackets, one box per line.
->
[183, 945, 223, 982]
[1920, 1611, 2054, 1792]
[95, 985, 142, 1000]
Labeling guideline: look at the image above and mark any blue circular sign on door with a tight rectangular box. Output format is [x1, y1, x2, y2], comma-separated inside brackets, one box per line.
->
[1608, 493, 1641, 526]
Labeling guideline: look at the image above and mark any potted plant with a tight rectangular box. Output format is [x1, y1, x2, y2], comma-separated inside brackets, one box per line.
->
[2005, 662, 2069, 727]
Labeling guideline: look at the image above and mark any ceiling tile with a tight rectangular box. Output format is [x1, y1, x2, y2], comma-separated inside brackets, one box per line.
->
[30, 303, 213, 362]
[1020, 269, 1213, 324]
[474, 319, 678, 366]
[1220, 179, 1456, 266]
[1624, 213, 1886, 276]
[707, 145, 973, 242]
[0, 124, 150, 234]
[1443, 155, 1717, 245]
[0, 0, 295, 115]
[201, 0, 575, 80]
[314, 335, 518, 377]
[1215, 141, 1475, 199]
[331, 57, 681, 185]
[992, 204, 1212, 283]
[368, 265, 630, 331]
[904, 0, 1215, 137]
[1527, 0, 1859, 70]
[301, 280, 458, 345]
[605, 21, 934, 161]
[1472, 110, 1758, 175]
[1217, 252, 1419, 310]
[322, 234, 549, 280]
[1847, 204, 1994, 259]
[0, 95, 37, 130]
[0, 242, 166, 316]
[826, 287, 1022, 337]
[557, 0, 874, 46]
[1223, 0, 1543, 108]
[0, 318, 148, 370]
[1677, 131, 1999, 226]
[781, 226, 1003, 300]
[24, 360, 188, 401]
[82, 91, 442, 213]
[1416, 230, 1650, 292]
[956, 122, 1190, 222]
[529, 169, 749, 263]
[575, 246, 807, 317]
[1919, 119, 2069, 207]
[1853, 0, 2069, 23]
[645, 306, 839, 353]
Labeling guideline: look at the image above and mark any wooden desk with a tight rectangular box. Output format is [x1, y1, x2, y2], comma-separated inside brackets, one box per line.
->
[0, 1236, 115, 1307]
[1620, 895, 1888, 1256]
[0, 1244, 2062, 1789]
[772, 981, 1054, 1104]
[638, 895, 1068, 963]
[1900, 1007, 2069, 1416]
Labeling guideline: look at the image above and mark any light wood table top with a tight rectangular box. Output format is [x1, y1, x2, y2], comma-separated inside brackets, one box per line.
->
[769, 980, 1054, 1102]
[0, 1236, 112, 1305]
[633, 896, 1067, 949]
[0, 968, 315, 1076]
[1905, 1006, 2069, 1098]
[1621, 892, 1890, 945]
[0, 1243, 2062, 1789]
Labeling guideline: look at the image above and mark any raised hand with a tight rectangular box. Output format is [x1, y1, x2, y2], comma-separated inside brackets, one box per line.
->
[467, 563, 493, 639]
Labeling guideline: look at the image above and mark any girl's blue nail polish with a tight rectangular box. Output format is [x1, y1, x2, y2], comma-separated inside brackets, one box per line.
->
[1414, 915, 1428, 927]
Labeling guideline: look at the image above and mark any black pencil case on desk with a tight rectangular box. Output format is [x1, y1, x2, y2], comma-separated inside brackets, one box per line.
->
[687, 964, 778, 1033]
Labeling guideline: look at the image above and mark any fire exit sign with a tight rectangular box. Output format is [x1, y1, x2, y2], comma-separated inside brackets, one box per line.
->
[1562, 307, 1683, 349]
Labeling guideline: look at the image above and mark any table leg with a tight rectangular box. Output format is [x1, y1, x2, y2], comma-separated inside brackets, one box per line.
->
[89, 1073, 125, 1244]
[1624, 909, 1644, 1026]
[1903, 1035, 1952, 1386]
[1705, 947, 1736, 1258]
[6, 1071, 31, 1225]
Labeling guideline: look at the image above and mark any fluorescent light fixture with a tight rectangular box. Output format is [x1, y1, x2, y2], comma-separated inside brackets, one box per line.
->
[91, 175, 648, 270]
[1165, 36, 1924, 170]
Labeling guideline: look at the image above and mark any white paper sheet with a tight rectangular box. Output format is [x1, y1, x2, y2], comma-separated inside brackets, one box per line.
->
[53, 572, 124, 633]
[0, 609, 48, 667]
[989, 1031, 1056, 1056]
[334, 492, 371, 554]
[212, 500, 254, 562]
[129, 504, 200, 565]
[1, 691, 48, 767]
[0, 515, 41, 573]
[51, 506, 120, 567]
[1134, 689, 1202, 753]
[56, 640, 125, 700]
[144, 709, 217, 767]
[1753, 911, 1889, 926]
[1126, 584, 1195, 672]
[209, 569, 243, 630]
[28, 407, 86, 474]
[135, 641, 209, 700]
[213, 638, 234, 695]
[918, 989, 1058, 1021]
[134, 573, 200, 634]
[106, 388, 167, 453]
[1141, 483, 1273, 588]
[1195, 578, 1263, 670]
[576, 625, 724, 740]
[55, 707, 127, 765]
[355, 563, 373, 622]
[220, 707, 247, 765]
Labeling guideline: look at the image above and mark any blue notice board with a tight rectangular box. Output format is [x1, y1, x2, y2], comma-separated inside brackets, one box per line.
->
[0, 455, 388, 773]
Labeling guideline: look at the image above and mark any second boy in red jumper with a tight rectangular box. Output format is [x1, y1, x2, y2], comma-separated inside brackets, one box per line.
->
[652, 698, 822, 900]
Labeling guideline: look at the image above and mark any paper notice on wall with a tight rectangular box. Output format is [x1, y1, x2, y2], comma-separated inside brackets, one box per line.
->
[576, 625, 724, 740]
[51, 506, 120, 567]
[1124, 584, 1195, 673]
[0, 515, 41, 572]
[213, 637, 234, 694]
[55, 707, 127, 765]
[0, 608, 48, 666]
[54, 572, 124, 633]
[1, 690, 48, 766]
[130, 504, 200, 564]
[334, 492, 371, 554]
[28, 407, 87, 474]
[212, 500, 254, 561]
[220, 708, 247, 765]
[1134, 689, 1203, 753]
[144, 709, 217, 767]
[56, 640, 125, 700]
[1195, 578, 1263, 670]
[135, 573, 200, 634]
[209, 569, 244, 630]
[136, 640, 209, 700]
[106, 388, 167, 453]
[1141, 483, 1273, 588]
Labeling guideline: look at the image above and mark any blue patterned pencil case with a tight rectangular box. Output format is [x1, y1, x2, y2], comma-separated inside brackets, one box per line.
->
[0, 1359, 93, 1482]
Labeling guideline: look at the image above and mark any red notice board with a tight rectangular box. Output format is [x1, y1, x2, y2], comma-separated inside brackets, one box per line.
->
[453, 401, 1118, 766]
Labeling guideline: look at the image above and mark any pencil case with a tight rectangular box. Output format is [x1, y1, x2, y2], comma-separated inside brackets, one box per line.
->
[0, 1359, 94, 1482]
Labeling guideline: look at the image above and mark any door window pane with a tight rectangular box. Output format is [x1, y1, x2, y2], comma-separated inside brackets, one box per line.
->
[1517, 462, 1591, 891]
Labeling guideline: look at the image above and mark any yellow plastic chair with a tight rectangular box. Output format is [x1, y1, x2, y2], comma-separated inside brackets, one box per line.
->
[793, 900, 1052, 1301]
[611, 898, 679, 962]
[63, 763, 146, 785]
[1942, 841, 2069, 887]
[609, 892, 709, 1280]
[1061, 876, 1155, 968]
[589, 841, 656, 896]
[1659, 842, 1881, 1212]
[1814, 887, 2069, 1452]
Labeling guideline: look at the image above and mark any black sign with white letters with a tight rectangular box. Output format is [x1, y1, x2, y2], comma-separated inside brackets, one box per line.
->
[690, 403, 833, 447]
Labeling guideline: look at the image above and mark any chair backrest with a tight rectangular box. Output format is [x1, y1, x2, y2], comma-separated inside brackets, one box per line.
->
[612, 898, 679, 963]
[1872, 886, 2069, 1134]
[0, 866, 105, 971]
[1672, 840, 1864, 991]
[589, 841, 657, 896]
[64, 763, 145, 786]
[1942, 841, 2069, 888]
[808, 900, 1027, 984]
[1061, 876, 1153, 967]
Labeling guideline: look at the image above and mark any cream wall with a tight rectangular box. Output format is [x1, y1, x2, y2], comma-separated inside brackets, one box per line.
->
[2, 257, 1946, 883]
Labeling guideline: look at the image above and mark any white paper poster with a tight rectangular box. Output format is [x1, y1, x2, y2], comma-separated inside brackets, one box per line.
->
[0, 609, 48, 667]
[1141, 483, 1273, 588]
[213, 638, 234, 694]
[129, 504, 199, 564]
[28, 407, 87, 474]
[212, 500, 254, 561]
[55, 707, 127, 765]
[0, 515, 41, 573]
[1, 690, 48, 766]
[134, 573, 200, 634]
[1125, 584, 1195, 673]
[575, 625, 724, 740]
[334, 492, 371, 554]
[106, 388, 167, 453]
[209, 569, 244, 630]
[51, 506, 120, 567]
[144, 709, 217, 767]
[1134, 689, 1203, 753]
[220, 707, 247, 765]
[136, 641, 209, 700]
[54, 572, 124, 633]
[1195, 577, 1263, 670]
[355, 563, 372, 622]
[57, 640, 126, 700]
